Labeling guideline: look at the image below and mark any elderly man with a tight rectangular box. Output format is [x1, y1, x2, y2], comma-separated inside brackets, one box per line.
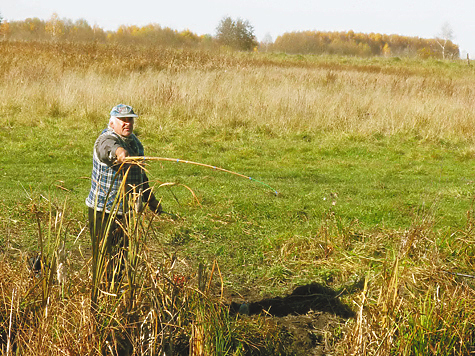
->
[86, 104, 161, 253]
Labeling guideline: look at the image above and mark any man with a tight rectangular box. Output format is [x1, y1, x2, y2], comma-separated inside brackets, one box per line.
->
[86, 104, 162, 258]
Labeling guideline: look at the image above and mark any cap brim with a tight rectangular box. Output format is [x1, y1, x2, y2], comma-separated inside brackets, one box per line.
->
[114, 114, 138, 118]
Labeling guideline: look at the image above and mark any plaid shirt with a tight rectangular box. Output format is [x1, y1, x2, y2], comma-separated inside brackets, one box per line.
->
[86, 129, 146, 214]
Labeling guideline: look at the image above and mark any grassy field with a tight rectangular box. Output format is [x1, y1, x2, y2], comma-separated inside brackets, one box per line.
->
[1, 41, 475, 354]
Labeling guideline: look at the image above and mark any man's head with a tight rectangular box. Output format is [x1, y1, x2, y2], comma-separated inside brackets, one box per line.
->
[109, 104, 138, 137]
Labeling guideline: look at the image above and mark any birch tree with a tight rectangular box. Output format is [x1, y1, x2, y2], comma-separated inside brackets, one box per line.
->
[436, 22, 454, 59]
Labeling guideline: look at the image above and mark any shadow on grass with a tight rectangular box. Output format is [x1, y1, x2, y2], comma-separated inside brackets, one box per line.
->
[231, 282, 356, 318]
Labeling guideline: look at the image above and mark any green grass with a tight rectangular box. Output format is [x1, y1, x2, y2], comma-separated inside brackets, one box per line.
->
[2, 117, 474, 294]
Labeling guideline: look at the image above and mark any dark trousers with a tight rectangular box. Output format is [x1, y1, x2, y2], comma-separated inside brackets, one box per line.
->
[88, 208, 127, 281]
[88, 208, 126, 248]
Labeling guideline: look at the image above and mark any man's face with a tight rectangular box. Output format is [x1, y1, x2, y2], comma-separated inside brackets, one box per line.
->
[111, 117, 134, 137]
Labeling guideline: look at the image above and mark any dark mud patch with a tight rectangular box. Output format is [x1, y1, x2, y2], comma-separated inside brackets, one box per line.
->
[229, 283, 356, 355]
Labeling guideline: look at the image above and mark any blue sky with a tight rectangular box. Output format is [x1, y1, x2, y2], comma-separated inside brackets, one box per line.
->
[3, 0, 475, 57]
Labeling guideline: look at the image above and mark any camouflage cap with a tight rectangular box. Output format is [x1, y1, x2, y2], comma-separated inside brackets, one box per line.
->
[110, 104, 138, 118]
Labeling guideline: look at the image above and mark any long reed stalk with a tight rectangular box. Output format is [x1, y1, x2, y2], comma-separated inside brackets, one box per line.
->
[125, 156, 279, 195]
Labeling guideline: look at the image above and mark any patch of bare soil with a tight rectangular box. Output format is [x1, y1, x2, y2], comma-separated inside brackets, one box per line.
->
[229, 283, 355, 355]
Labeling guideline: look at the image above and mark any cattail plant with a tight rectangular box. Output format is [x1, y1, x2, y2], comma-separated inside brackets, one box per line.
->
[32, 196, 68, 307]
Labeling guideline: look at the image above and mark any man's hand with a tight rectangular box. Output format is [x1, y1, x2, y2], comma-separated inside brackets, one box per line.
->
[115, 147, 129, 164]
[148, 198, 163, 215]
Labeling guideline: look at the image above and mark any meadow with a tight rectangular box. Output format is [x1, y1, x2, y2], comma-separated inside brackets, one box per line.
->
[1, 41, 475, 354]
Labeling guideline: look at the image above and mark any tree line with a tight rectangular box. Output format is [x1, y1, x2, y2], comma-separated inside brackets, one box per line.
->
[0, 13, 459, 59]
[0, 14, 257, 51]
[270, 30, 459, 59]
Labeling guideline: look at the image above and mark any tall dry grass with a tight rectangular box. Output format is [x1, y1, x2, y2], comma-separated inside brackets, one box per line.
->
[2, 41, 475, 141]
[3, 196, 475, 354]
[262, 204, 475, 355]
[0, 190, 288, 355]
